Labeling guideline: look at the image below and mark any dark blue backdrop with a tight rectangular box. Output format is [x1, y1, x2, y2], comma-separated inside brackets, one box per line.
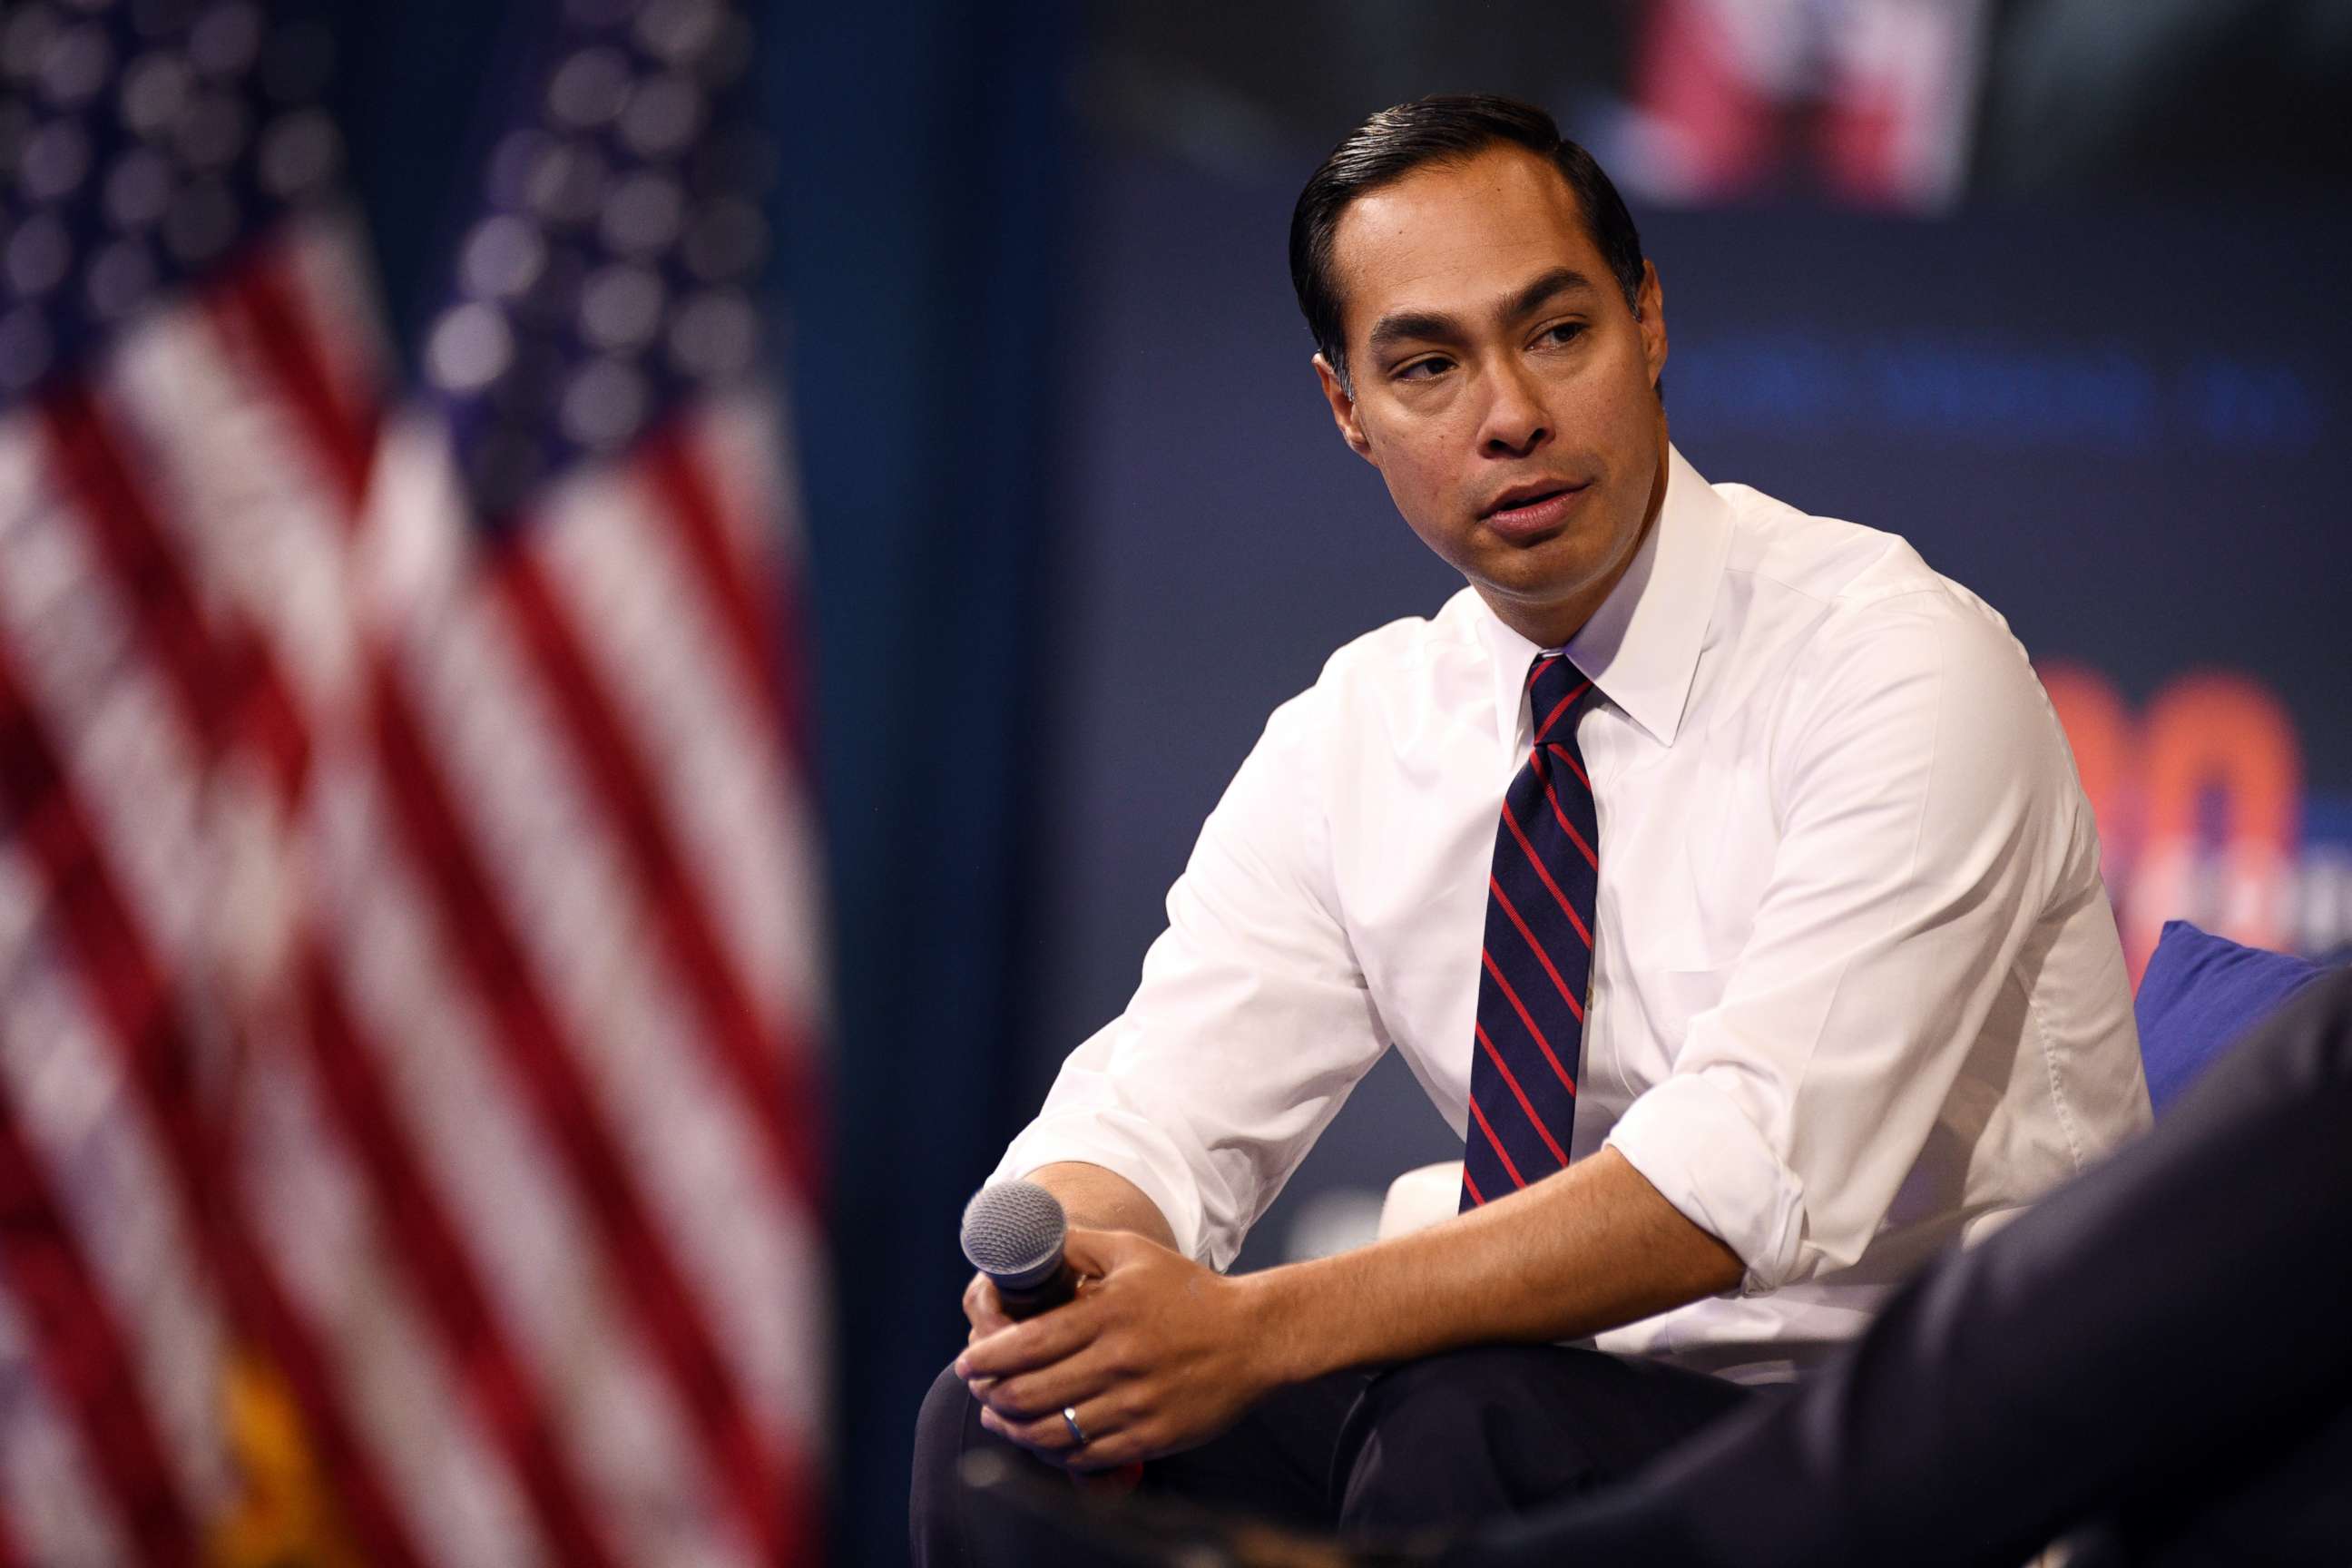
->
[770, 5, 1073, 1559]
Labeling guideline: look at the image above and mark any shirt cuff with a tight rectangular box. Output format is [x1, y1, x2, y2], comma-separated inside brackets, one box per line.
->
[990, 1109, 1220, 1268]
[1604, 1072, 1807, 1296]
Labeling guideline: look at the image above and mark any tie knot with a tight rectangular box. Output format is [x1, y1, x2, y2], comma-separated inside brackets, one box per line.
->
[1527, 654, 1596, 744]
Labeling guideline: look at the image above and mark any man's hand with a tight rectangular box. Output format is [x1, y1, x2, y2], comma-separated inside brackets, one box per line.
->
[959, 1158, 1177, 1351]
[956, 1227, 1278, 1471]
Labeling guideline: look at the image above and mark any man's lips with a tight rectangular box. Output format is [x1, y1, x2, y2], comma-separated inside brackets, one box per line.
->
[1481, 482, 1589, 539]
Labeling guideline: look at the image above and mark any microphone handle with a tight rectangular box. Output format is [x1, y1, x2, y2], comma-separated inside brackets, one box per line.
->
[995, 1258, 1078, 1319]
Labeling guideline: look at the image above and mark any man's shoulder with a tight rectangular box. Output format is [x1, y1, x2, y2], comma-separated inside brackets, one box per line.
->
[1717, 483, 1940, 607]
[1713, 480, 2015, 646]
[1248, 590, 1494, 763]
[1304, 587, 1488, 692]
[1703, 480, 2046, 760]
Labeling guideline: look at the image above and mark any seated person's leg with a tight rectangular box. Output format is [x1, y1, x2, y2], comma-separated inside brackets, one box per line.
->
[914, 1357, 1368, 1566]
[1336, 1344, 1754, 1534]
[948, 1341, 1755, 1566]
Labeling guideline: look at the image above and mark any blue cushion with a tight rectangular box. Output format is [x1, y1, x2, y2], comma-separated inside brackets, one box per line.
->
[2135, 920, 2328, 1117]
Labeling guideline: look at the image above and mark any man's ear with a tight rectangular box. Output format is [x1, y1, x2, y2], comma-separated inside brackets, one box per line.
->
[1312, 353, 1376, 463]
[1635, 260, 1668, 389]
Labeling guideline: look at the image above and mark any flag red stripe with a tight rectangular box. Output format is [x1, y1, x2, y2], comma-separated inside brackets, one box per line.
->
[0, 649, 416, 1567]
[35, 384, 225, 735]
[1473, 1022, 1568, 1166]
[34, 383, 309, 800]
[1500, 802, 1595, 976]
[640, 424, 790, 748]
[1465, 1095, 1525, 1189]
[201, 249, 377, 510]
[766, 568, 816, 770]
[1480, 948, 1580, 1095]
[366, 662, 783, 1562]
[493, 544, 821, 1207]
[298, 949, 626, 1568]
[0, 1102, 191, 1562]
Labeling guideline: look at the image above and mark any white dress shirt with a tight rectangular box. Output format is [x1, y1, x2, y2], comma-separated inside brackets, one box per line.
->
[995, 446, 2150, 1382]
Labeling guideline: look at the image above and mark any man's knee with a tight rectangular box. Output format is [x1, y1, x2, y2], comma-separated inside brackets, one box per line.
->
[1338, 1347, 1590, 1529]
[910, 1361, 979, 1562]
[1337, 1345, 1747, 1532]
[1350, 1348, 1523, 1447]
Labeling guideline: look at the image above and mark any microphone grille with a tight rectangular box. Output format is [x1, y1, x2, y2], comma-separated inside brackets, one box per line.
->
[960, 1180, 1067, 1281]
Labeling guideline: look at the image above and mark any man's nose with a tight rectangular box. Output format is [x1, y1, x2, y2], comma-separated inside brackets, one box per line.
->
[1478, 360, 1550, 458]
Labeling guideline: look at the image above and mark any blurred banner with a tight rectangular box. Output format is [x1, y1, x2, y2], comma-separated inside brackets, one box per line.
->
[1, 1, 825, 1563]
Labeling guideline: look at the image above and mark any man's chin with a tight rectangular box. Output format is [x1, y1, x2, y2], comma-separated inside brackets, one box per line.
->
[1464, 567, 1602, 642]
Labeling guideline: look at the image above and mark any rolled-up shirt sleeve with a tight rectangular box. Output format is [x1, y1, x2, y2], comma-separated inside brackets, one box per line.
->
[1606, 589, 2077, 1293]
[992, 672, 1388, 1271]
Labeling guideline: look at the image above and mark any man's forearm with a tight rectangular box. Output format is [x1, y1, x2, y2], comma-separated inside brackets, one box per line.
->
[1246, 1146, 1745, 1385]
[1020, 1161, 1179, 1251]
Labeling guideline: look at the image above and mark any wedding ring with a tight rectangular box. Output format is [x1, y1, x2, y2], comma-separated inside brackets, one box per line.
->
[1060, 1405, 1087, 1446]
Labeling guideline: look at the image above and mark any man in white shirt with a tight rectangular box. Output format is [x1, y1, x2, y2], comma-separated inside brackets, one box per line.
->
[915, 93, 2147, 1553]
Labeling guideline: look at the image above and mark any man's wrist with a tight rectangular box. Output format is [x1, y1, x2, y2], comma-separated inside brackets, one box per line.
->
[1233, 1262, 1329, 1389]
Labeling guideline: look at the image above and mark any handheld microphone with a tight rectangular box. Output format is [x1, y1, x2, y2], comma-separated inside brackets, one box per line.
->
[960, 1180, 1079, 1318]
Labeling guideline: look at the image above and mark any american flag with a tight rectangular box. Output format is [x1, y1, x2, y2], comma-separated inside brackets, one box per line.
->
[0, 1, 828, 1563]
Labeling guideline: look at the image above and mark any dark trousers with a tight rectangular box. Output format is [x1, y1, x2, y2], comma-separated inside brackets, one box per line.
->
[911, 1338, 1756, 1564]
[1455, 968, 2352, 1568]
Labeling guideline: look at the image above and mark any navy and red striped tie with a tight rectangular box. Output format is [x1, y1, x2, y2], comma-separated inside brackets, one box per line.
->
[1462, 652, 1603, 1210]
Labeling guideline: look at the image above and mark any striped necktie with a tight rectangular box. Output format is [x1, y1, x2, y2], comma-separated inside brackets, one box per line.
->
[1462, 652, 1603, 1210]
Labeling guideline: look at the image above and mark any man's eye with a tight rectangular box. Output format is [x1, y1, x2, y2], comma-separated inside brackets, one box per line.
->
[1395, 357, 1451, 381]
[1539, 322, 1587, 348]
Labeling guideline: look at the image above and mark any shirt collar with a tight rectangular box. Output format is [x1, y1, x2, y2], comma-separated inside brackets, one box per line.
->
[1475, 444, 1733, 750]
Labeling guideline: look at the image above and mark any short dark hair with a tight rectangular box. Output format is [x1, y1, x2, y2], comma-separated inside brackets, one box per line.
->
[1289, 94, 1649, 394]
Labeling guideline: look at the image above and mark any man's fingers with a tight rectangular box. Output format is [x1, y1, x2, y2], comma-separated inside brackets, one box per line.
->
[961, 1272, 1012, 1335]
[976, 1402, 1090, 1464]
[984, 1390, 1125, 1460]
[975, 1348, 1116, 1423]
[956, 1294, 1101, 1380]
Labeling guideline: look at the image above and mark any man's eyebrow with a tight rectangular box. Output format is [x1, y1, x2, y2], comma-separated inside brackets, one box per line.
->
[1363, 267, 1602, 358]
[1365, 308, 1462, 356]
[1505, 266, 1599, 320]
